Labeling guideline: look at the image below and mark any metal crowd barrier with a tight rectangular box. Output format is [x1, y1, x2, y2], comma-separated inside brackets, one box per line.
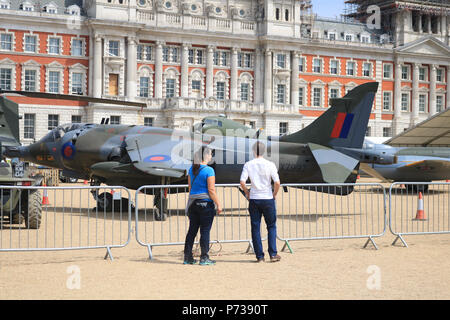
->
[277, 183, 387, 251]
[135, 184, 263, 260]
[0, 186, 132, 260]
[135, 183, 387, 259]
[389, 182, 450, 247]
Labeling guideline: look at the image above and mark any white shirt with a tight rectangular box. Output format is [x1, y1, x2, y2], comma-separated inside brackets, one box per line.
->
[240, 157, 280, 200]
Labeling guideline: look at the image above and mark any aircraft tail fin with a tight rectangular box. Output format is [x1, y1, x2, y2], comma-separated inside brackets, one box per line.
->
[0, 96, 21, 149]
[281, 82, 378, 149]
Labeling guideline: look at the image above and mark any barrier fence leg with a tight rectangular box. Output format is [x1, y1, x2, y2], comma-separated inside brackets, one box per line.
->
[281, 240, 293, 254]
[363, 237, 378, 250]
[392, 235, 408, 248]
[245, 241, 254, 254]
[147, 245, 153, 260]
[104, 247, 114, 261]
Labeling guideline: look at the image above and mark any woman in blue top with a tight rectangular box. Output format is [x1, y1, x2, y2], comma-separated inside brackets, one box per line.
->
[184, 146, 222, 265]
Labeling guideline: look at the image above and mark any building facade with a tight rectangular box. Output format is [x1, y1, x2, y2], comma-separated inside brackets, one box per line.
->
[0, 0, 449, 145]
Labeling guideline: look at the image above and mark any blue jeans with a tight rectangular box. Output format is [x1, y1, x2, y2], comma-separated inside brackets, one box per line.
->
[184, 200, 215, 260]
[248, 199, 277, 259]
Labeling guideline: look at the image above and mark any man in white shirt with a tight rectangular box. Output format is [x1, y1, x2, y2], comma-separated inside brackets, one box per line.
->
[240, 141, 281, 263]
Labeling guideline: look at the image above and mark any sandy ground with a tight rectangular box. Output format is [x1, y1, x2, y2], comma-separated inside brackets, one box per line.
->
[0, 178, 449, 300]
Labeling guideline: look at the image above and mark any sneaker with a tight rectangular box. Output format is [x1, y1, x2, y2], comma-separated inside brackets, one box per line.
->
[256, 258, 265, 263]
[199, 257, 216, 265]
[183, 258, 197, 265]
[270, 254, 281, 262]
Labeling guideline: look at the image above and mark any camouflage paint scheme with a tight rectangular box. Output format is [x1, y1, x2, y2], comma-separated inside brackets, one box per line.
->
[0, 82, 379, 194]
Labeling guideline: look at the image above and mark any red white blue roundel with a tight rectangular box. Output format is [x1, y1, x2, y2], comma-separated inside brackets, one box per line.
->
[62, 142, 76, 160]
[143, 155, 171, 163]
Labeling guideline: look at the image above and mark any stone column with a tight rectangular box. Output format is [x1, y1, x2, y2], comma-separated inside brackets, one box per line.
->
[427, 15, 432, 34]
[93, 35, 103, 98]
[447, 66, 450, 110]
[393, 61, 402, 134]
[181, 43, 189, 98]
[230, 47, 238, 101]
[291, 51, 300, 109]
[419, 14, 423, 33]
[429, 64, 437, 116]
[411, 63, 420, 125]
[264, 49, 272, 111]
[155, 41, 163, 99]
[254, 48, 263, 103]
[206, 45, 214, 98]
[126, 36, 137, 99]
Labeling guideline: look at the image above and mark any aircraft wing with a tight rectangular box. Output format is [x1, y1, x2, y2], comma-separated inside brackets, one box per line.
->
[385, 108, 450, 147]
[359, 163, 391, 182]
[396, 159, 450, 174]
[124, 133, 198, 178]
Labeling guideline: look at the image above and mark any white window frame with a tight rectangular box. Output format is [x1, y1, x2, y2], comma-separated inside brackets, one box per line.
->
[436, 68, 444, 83]
[0, 58, 15, 90]
[0, 32, 14, 51]
[312, 87, 322, 107]
[144, 117, 154, 127]
[418, 93, 427, 113]
[163, 67, 180, 98]
[238, 72, 253, 102]
[71, 38, 85, 57]
[23, 34, 38, 53]
[312, 58, 322, 74]
[48, 114, 59, 131]
[137, 66, 154, 98]
[298, 86, 306, 106]
[137, 44, 154, 62]
[401, 65, 410, 80]
[45, 61, 64, 94]
[361, 34, 371, 43]
[383, 63, 393, 79]
[108, 40, 120, 57]
[328, 32, 337, 41]
[436, 95, 444, 113]
[238, 52, 253, 69]
[20, 1, 34, 11]
[0, 0, 10, 9]
[216, 81, 226, 100]
[69, 63, 87, 95]
[383, 91, 392, 111]
[345, 34, 354, 42]
[110, 115, 121, 125]
[23, 113, 35, 140]
[363, 62, 372, 77]
[48, 36, 62, 55]
[276, 53, 286, 69]
[279, 122, 288, 136]
[329, 59, 339, 75]
[346, 60, 356, 76]
[0, 67, 12, 91]
[276, 84, 286, 104]
[298, 57, 306, 73]
[401, 92, 410, 112]
[21, 59, 40, 92]
[214, 71, 229, 100]
[189, 69, 205, 98]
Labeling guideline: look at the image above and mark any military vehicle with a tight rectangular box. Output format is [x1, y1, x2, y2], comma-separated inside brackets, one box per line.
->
[0, 160, 43, 229]
[1, 82, 378, 219]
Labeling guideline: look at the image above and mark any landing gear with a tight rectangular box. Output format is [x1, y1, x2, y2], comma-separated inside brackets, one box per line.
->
[405, 184, 429, 193]
[153, 177, 169, 221]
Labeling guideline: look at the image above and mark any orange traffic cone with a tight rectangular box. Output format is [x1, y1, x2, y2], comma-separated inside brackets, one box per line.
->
[357, 175, 361, 180]
[413, 192, 426, 221]
[42, 184, 50, 206]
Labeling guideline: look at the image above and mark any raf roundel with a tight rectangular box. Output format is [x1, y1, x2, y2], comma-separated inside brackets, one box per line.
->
[144, 155, 171, 163]
[62, 142, 76, 160]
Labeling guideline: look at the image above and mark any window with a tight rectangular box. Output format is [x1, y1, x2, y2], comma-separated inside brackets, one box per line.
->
[382, 127, 391, 137]
[401, 66, 409, 80]
[383, 64, 392, 79]
[419, 94, 427, 112]
[363, 62, 371, 77]
[330, 60, 339, 75]
[285, 9, 289, 21]
[275, 8, 280, 21]
[188, 49, 194, 64]
[240, 83, 249, 101]
[383, 92, 392, 111]
[192, 80, 201, 91]
[419, 67, 426, 81]
[361, 35, 370, 43]
[298, 87, 304, 106]
[214, 51, 229, 67]
[238, 53, 252, 68]
[436, 95, 444, 113]
[313, 87, 322, 107]
[313, 58, 322, 73]
[110, 116, 121, 125]
[171, 47, 179, 63]
[0, 68, 11, 90]
[345, 34, 353, 41]
[346, 61, 355, 76]
[162, 46, 179, 63]
[401, 93, 409, 111]
[24, 69, 36, 91]
[196, 49, 204, 65]
[48, 71, 60, 93]
[139, 77, 150, 97]
[109, 40, 119, 57]
[71, 72, 83, 95]
[137, 45, 143, 60]
[137, 45, 152, 61]
[329, 33, 336, 40]
[48, 37, 60, 54]
[166, 79, 175, 98]
[216, 82, 225, 100]
[48, 114, 59, 130]
[299, 57, 305, 72]
[276, 84, 285, 104]
[1, 33, 12, 51]
[20, 2, 34, 11]
[436, 68, 443, 82]
[144, 117, 154, 126]
[0, 1, 10, 9]
[72, 39, 83, 56]
[24, 35, 37, 52]
[163, 47, 169, 62]
[279, 122, 288, 136]
[24, 114, 35, 139]
[71, 115, 82, 123]
[276, 54, 286, 69]
[188, 48, 204, 65]
[329, 88, 339, 99]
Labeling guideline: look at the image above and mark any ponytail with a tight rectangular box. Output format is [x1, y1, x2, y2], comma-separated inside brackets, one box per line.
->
[192, 146, 211, 175]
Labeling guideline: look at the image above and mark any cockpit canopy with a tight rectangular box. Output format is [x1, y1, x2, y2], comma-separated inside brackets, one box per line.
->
[39, 123, 88, 143]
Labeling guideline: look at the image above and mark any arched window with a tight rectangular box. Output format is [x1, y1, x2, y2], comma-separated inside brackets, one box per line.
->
[285, 9, 289, 21]
[275, 8, 280, 21]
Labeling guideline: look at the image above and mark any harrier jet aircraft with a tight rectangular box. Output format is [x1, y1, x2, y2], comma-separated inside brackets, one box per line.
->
[0, 82, 378, 217]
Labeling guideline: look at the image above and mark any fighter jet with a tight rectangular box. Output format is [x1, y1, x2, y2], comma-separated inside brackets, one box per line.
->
[0, 82, 378, 217]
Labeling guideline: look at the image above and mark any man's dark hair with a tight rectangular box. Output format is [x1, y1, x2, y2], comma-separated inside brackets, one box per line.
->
[252, 141, 266, 157]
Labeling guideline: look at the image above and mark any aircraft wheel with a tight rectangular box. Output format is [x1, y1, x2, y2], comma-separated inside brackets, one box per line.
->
[24, 190, 42, 229]
[97, 192, 113, 212]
